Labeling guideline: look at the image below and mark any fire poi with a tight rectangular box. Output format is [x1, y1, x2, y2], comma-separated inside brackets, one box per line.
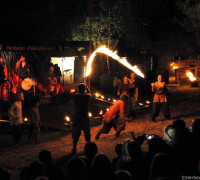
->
[86, 46, 145, 78]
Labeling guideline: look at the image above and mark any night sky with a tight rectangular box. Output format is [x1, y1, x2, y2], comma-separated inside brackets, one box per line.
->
[0, 0, 196, 57]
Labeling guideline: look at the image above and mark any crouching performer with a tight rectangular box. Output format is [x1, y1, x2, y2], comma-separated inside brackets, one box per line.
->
[95, 93, 128, 140]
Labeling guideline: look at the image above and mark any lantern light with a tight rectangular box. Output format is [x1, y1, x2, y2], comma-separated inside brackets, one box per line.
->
[65, 116, 70, 122]
[88, 112, 92, 118]
[139, 103, 143, 106]
[99, 110, 103, 115]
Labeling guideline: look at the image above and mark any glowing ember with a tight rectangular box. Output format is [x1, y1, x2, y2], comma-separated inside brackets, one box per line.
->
[173, 66, 178, 70]
[108, 98, 111, 101]
[95, 92, 100, 98]
[101, 95, 105, 99]
[186, 71, 197, 82]
[88, 112, 92, 118]
[24, 117, 28, 122]
[113, 99, 117, 102]
[99, 110, 103, 115]
[86, 46, 144, 78]
[170, 62, 178, 71]
[139, 103, 143, 106]
[146, 101, 151, 104]
[106, 108, 109, 111]
[65, 116, 70, 122]
[70, 88, 76, 93]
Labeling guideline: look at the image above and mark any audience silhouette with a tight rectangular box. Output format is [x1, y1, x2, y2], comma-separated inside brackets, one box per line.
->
[1, 118, 200, 180]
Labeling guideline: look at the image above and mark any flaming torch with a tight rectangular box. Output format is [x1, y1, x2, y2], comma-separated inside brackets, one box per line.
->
[86, 46, 144, 78]
[186, 70, 198, 87]
[64, 115, 71, 126]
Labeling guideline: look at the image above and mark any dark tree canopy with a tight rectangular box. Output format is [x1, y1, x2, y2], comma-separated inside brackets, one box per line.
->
[64, 0, 135, 50]
[175, 0, 200, 54]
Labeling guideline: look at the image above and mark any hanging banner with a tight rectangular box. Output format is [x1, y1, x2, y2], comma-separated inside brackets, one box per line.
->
[0, 41, 90, 52]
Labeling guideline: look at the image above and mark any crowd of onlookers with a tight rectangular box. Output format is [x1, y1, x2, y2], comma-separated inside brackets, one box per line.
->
[0, 118, 200, 180]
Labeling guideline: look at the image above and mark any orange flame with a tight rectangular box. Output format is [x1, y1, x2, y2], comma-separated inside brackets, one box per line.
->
[65, 116, 70, 122]
[170, 62, 178, 71]
[186, 71, 196, 82]
[86, 46, 144, 78]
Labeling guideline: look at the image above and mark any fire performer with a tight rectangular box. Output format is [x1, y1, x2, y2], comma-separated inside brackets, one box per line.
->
[151, 74, 170, 122]
[95, 93, 128, 140]
[71, 83, 91, 154]
[8, 92, 24, 145]
[128, 72, 139, 117]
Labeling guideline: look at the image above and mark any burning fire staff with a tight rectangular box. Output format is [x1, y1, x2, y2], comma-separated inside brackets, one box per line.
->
[95, 93, 128, 140]
[71, 83, 91, 154]
[151, 74, 171, 122]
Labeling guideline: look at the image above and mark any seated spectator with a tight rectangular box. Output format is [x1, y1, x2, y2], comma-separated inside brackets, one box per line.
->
[172, 119, 191, 145]
[91, 167, 115, 180]
[38, 150, 65, 180]
[199, 161, 200, 175]
[66, 156, 85, 180]
[89, 154, 113, 180]
[115, 170, 132, 180]
[84, 142, 98, 171]
[20, 167, 29, 180]
[149, 153, 177, 180]
[164, 124, 176, 146]
[172, 119, 194, 176]
[38, 150, 52, 166]
[35, 177, 49, 180]
[155, 178, 168, 180]
[28, 161, 45, 180]
[118, 139, 131, 164]
[0, 167, 11, 180]
[91, 154, 111, 171]
[117, 140, 147, 180]
[192, 119, 200, 140]
[192, 119, 200, 175]
[147, 137, 172, 165]
[112, 144, 123, 170]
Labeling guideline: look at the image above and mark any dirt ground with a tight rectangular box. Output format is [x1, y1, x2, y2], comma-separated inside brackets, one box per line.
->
[0, 84, 199, 180]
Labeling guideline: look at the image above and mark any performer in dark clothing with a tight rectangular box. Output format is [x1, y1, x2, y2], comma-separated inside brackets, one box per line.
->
[117, 75, 129, 116]
[117, 75, 129, 96]
[113, 71, 121, 98]
[128, 72, 139, 117]
[72, 83, 91, 154]
[28, 97, 41, 144]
